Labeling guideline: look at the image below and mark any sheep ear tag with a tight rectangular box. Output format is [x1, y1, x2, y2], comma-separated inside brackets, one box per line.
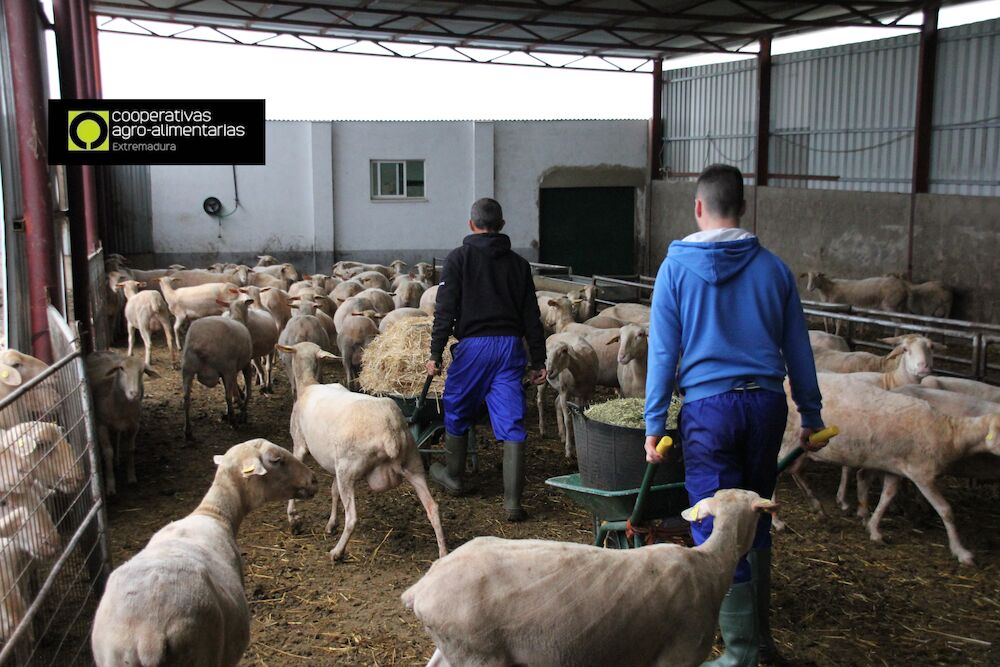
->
[13, 436, 38, 457]
[988, 431, 995, 442]
[0, 365, 22, 387]
[242, 458, 267, 477]
[681, 501, 705, 523]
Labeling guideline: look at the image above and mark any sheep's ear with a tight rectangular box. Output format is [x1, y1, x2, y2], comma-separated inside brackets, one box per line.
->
[228, 287, 240, 295]
[238, 287, 249, 293]
[143, 365, 161, 379]
[547, 299, 559, 307]
[605, 336, 620, 346]
[105, 365, 122, 378]
[215, 299, 230, 307]
[114, 282, 125, 290]
[886, 346, 905, 360]
[260, 287, 273, 293]
[681, 498, 715, 522]
[752, 499, 780, 515]
[879, 336, 902, 344]
[275, 344, 295, 354]
[241, 457, 267, 477]
[137, 281, 147, 288]
[12, 434, 38, 457]
[0, 364, 22, 387]
[317, 351, 342, 362]
[212, 455, 225, 466]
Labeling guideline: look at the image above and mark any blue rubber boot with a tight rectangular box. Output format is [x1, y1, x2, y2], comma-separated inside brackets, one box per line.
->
[703, 581, 759, 667]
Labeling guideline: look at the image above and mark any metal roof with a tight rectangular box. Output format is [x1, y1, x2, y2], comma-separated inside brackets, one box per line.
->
[92, 1, 950, 69]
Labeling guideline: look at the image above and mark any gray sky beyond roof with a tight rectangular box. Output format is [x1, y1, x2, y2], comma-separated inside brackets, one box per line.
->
[91, 0, 957, 59]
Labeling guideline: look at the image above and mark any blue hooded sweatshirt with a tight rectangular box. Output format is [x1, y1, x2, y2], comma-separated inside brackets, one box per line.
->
[644, 234, 823, 436]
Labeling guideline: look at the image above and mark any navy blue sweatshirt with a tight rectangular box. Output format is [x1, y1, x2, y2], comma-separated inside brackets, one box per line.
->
[430, 233, 546, 369]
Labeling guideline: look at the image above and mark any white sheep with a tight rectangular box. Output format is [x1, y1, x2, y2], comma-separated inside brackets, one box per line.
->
[181, 299, 254, 440]
[541, 334, 598, 458]
[779, 373, 1000, 564]
[920, 375, 1000, 403]
[0, 351, 59, 429]
[537, 295, 577, 336]
[905, 280, 953, 318]
[336, 313, 379, 390]
[0, 504, 61, 646]
[332, 279, 365, 308]
[813, 334, 937, 385]
[393, 278, 426, 310]
[613, 323, 648, 399]
[277, 299, 332, 397]
[162, 268, 242, 289]
[255, 287, 295, 331]
[0, 421, 86, 495]
[224, 295, 280, 394]
[354, 270, 392, 292]
[117, 279, 176, 367]
[379, 308, 428, 333]
[157, 276, 240, 347]
[583, 314, 626, 329]
[278, 342, 447, 561]
[91, 439, 318, 667]
[86, 351, 160, 496]
[419, 284, 439, 316]
[403, 489, 777, 667]
[808, 330, 849, 352]
[356, 288, 396, 316]
[597, 302, 651, 325]
[803, 272, 908, 314]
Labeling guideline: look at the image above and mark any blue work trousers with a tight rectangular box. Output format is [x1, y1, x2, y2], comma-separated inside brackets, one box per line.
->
[681, 388, 788, 583]
[443, 336, 528, 442]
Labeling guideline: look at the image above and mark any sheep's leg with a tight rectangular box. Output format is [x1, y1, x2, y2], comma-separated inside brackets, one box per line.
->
[221, 374, 237, 428]
[536, 384, 545, 439]
[139, 326, 154, 367]
[771, 487, 786, 532]
[911, 478, 974, 565]
[324, 479, 341, 534]
[329, 476, 357, 562]
[427, 649, 452, 667]
[240, 365, 252, 424]
[124, 424, 139, 485]
[173, 314, 185, 352]
[265, 351, 274, 392]
[403, 458, 448, 558]
[836, 466, 852, 512]
[159, 314, 177, 366]
[286, 422, 309, 532]
[183, 371, 195, 441]
[126, 322, 136, 358]
[856, 470, 874, 521]
[561, 392, 574, 459]
[98, 424, 116, 496]
[866, 473, 900, 543]
[788, 456, 823, 513]
[554, 390, 565, 441]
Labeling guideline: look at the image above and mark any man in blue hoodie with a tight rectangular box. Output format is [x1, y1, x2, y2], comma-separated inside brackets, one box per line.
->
[644, 165, 826, 666]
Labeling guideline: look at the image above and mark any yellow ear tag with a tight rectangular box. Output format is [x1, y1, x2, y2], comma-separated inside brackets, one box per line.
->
[988, 432, 995, 442]
[681, 500, 703, 522]
[15, 438, 26, 449]
[242, 464, 257, 476]
[0, 371, 8, 379]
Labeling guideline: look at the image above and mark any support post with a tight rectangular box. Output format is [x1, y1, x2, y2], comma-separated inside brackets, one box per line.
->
[4, 0, 57, 362]
[911, 3, 939, 194]
[755, 35, 772, 188]
[649, 59, 664, 180]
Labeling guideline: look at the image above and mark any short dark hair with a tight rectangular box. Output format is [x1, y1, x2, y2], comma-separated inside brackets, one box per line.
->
[696, 164, 745, 219]
[470, 198, 504, 232]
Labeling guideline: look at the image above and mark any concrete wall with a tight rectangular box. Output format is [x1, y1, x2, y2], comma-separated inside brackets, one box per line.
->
[650, 181, 1000, 322]
[150, 121, 334, 272]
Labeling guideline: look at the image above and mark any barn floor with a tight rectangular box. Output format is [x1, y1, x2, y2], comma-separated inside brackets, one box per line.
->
[102, 344, 1000, 666]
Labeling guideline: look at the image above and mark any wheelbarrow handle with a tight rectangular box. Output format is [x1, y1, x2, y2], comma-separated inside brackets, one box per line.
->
[776, 425, 840, 474]
[408, 374, 435, 425]
[629, 436, 673, 527]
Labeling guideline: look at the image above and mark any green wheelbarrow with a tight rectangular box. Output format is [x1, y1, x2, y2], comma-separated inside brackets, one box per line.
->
[388, 375, 479, 472]
[546, 428, 839, 550]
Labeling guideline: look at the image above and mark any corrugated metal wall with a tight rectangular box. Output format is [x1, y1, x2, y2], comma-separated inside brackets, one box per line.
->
[930, 19, 1000, 196]
[661, 18, 1000, 197]
[663, 60, 757, 181]
[96, 164, 153, 255]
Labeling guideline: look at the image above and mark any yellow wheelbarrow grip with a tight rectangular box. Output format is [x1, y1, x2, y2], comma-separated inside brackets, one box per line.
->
[656, 436, 673, 456]
[808, 425, 839, 445]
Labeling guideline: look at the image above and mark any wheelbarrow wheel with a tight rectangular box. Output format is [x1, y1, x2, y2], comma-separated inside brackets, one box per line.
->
[592, 515, 628, 549]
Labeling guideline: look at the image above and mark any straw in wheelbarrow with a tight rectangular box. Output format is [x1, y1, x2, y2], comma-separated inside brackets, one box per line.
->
[358, 316, 457, 397]
[585, 395, 683, 430]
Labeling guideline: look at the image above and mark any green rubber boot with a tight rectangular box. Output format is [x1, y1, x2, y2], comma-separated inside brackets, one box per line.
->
[703, 581, 759, 667]
[429, 433, 473, 496]
[749, 549, 788, 666]
[502, 440, 528, 522]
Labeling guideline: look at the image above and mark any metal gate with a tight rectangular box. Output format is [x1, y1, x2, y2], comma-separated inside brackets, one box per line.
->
[0, 306, 111, 665]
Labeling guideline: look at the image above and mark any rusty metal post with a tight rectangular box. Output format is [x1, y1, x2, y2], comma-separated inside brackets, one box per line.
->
[912, 3, 939, 195]
[649, 58, 664, 181]
[4, 0, 57, 362]
[73, 0, 101, 255]
[755, 35, 772, 188]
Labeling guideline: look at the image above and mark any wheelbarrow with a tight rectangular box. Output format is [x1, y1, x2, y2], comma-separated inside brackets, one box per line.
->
[387, 375, 479, 473]
[547, 427, 839, 549]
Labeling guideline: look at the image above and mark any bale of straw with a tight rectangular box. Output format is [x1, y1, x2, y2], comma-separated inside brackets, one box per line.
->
[358, 316, 456, 397]
[584, 395, 682, 430]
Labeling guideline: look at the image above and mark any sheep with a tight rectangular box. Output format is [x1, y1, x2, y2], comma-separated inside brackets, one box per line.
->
[255, 254, 280, 267]
[252, 262, 299, 284]
[306, 297, 339, 350]
[419, 285, 439, 316]
[389, 259, 407, 277]
[537, 296, 577, 336]
[542, 334, 598, 458]
[393, 278, 425, 310]
[248, 271, 286, 290]
[86, 351, 160, 496]
[354, 270, 391, 292]
[598, 302, 651, 325]
[613, 324, 648, 399]
[181, 299, 254, 440]
[253, 287, 294, 332]
[0, 421, 86, 494]
[808, 330, 850, 352]
[278, 342, 447, 561]
[402, 488, 777, 667]
[555, 325, 620, 388]
[379, 308, 428, 333]
[287, 280, 321, 299]
[277, 300, 332, 397]
[336, 313, 379, 390]
[803, 272, 908, 313]
[224, 296, 280, 394]
[91, 439, 318, 667]
[356, 288, 396, 316]
[157, 276, 240, 348]
[813, 334, 937, 384]
[778, 373, 1000, 564]
[583, 314, 626, 329]
[0, 351, 59, 428]
[331, 279, 365, 306]
[905, 280, 953, 318]
[920, 375, 1000, 403]
[162, 268, 241, 289]
[333, 296, 378, 333]
[537, 286, 596, 322]
[413, 262, 434, 283]
[0, 505, 61, 647]
[117, 279, 176, 367]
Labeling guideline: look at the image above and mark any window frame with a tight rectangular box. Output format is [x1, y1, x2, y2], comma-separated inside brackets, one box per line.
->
[370, 159, 426, 201]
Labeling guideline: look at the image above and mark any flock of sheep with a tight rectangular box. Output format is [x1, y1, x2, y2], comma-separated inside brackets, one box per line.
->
[0, 253, 995, 665]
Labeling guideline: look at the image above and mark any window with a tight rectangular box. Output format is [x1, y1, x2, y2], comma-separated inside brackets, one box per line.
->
[370, 160, 425, 199]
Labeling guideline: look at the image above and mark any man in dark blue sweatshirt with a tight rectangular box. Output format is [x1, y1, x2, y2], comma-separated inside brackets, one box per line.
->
[426, 198, 548, 521]
[644, 165, 826, 666]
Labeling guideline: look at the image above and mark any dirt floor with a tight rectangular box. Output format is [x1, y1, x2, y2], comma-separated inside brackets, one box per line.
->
[100, 343, 1000, 666]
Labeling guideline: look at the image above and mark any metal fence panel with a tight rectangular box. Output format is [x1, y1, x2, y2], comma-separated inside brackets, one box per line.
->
[96, 165, 153, 256]
[0, 307, 110, 665]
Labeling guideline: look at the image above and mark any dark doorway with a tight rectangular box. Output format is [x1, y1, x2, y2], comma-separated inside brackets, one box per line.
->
[539, 186, 634, 275]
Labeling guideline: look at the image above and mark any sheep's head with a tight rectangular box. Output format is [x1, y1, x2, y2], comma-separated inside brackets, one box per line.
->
[883, 334, 940, 379]
[546, 342, 572, 377]
[103, 355, 159, 403]
[984, 415, 1000, 456]
[614, 324, 648, 365]
[2, 422, 85, 494]
[682, 489, 779, 556]
[275, 342, 340, 385]
[0, 505, 60, 560]
[214, 439, 318, 505]
[803, 272, 824, 292]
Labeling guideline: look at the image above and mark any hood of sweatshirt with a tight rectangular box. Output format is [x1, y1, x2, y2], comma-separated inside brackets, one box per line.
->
[463, 232, 512, 258]
[667, 233, 760, 285]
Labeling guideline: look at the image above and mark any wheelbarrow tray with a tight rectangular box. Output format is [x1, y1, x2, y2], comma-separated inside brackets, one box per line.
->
[546, 473, 688, 522]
